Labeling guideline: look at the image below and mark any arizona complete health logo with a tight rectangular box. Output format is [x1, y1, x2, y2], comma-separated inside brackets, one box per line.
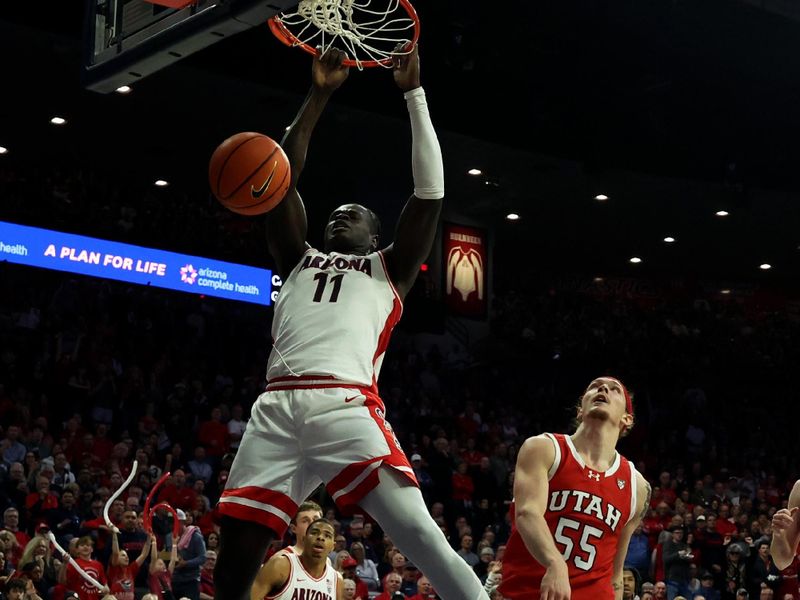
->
[180, 264, 198, 284]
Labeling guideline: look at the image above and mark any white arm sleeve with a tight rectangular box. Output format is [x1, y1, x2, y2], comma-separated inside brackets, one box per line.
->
[405, 87, 444, 199]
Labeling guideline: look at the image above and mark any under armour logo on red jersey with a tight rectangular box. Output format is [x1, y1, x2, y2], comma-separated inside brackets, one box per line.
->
[587, 470, 600, 481]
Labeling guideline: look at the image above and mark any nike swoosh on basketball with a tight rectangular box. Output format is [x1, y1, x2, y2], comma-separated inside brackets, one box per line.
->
[344, 395, 361, 403]
[250, 161, 278, 199]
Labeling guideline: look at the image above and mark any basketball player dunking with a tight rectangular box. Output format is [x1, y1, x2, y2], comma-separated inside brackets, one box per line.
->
[252, 518, 342, 600]
[214, 46, 489, 600]
[500, 377, 651, 600]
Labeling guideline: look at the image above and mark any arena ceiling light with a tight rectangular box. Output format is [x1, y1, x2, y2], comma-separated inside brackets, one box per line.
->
[759, 263, 772, 270]
[629, 257, 642, 264]
[720, 289, 732, 295]
[663, 236, 676, 243]
[594, 194, 609, 201]
[468, 168, 482, 176]
[154, 179, 169, 187]
[50, 116, 67, 125]
[715, 210, 729, 217]
[115, 85, 132, 94]
[0, 147, 7, 155]
[506, 213, 520, 221]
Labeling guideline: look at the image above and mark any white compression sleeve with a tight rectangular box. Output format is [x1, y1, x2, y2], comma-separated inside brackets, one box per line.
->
[405, 87, 445, 200]
[361, 467, 489, 600]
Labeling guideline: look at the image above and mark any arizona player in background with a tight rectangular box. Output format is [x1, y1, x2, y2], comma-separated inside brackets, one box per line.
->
[281, 501, 324, 557]
[214, 45, 489, 600]
[252, 518, 342, 600]
[250, 501, 325, 600]
[500, 377, 651, 600]
[770, 480, 800, 570]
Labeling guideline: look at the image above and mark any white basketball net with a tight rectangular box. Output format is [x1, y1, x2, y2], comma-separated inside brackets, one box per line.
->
[275, 0, 417, 69]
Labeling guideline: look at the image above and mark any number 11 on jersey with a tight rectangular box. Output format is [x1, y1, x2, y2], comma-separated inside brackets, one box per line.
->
[312, 273, 344, 303]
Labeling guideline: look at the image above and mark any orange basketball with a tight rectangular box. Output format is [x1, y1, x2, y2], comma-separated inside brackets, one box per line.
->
[209, 132, 291, 216]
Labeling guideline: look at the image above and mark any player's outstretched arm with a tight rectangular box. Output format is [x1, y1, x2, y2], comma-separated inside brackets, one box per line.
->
[612, 473, 651, 600]
[267, 48, 350, 278]
[250, 554, 291, 600]
[772, 479, 800, 570]
[382, 44, 443, 300]
[513, 436, 572, 600]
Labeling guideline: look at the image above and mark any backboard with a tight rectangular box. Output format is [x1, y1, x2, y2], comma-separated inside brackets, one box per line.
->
[83, 0, 299, 93]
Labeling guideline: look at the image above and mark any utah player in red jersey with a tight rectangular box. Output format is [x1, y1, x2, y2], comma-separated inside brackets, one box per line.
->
[770, 479, 800, 571]
[214, 45, 488, 600]
[500, 377, 651, 600]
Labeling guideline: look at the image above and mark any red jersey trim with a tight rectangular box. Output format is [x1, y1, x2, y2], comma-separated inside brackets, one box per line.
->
[376, 251, 404, 309]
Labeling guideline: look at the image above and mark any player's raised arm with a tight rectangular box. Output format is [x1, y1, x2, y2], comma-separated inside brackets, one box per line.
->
[772, 479, 800, 570]
[250, 554, 291, 600]
[512, 436, 571, 600]
[382, 44, 444, 300]
[612, 473, 651, 600]
[267, 48, 350, 278]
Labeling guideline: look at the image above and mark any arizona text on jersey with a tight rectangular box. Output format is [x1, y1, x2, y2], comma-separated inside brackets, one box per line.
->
[267, 249, 402, 389]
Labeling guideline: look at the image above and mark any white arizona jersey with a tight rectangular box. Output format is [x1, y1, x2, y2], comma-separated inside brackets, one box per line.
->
[266, 248, 402, 388]
[267, 551, 338, 600]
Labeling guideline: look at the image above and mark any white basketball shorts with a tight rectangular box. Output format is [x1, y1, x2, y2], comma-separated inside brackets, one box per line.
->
[216, 376, 417, 536]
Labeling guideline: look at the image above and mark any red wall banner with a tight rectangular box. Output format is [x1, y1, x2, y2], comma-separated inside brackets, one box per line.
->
[443, 223, 488, 318]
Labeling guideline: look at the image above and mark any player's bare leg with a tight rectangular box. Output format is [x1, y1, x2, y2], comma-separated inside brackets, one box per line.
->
[360, 467, 489, 600]
[214, 516, 276, 600]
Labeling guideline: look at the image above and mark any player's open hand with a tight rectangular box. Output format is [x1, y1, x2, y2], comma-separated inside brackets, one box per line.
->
[772, 507, 799, 534]
[540, 561, 571, 600]
[312, 47, 349, 92]
[392, 42, 420, 92]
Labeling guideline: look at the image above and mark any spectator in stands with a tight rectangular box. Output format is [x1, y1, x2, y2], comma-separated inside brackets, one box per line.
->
[148, 534, 177, 600]
[350, 541, 378, 591]
[399, 563, 418, 597]
[4, 427, 28, 467]
[474, 546, 494, 582]
[226, 405, 246, 451]
[341, 557, 369, 599]
[187, 448, 212, 485]
[108, 529, 152, 600]
[725, 545, 747, 598]
[665, 525, 694, 599]
[342, 578, 358, 600]
[170, 508, 206, 600]
[627, 523, 651, 577]
[197, 407, 228, 461]
[116, 510, 148, 565]
[408, 574, 437, 599]
[159, 471, 197, 513]
[58, 536, 109, 600]
[24, 477, 58, 527]
[696, 571, 721, 600]
[4, 508, 30, 564]
[6, 576, 42, 600]
[457, 534, 479, 568]
[50, 490, 81, 547]
[375, 572, 405, 600]
[199, 550, 215, 600]
[410, 454, 434, 502]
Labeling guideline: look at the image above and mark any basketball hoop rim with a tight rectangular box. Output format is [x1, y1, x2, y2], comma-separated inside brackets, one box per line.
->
[268, 0, 420, 68]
